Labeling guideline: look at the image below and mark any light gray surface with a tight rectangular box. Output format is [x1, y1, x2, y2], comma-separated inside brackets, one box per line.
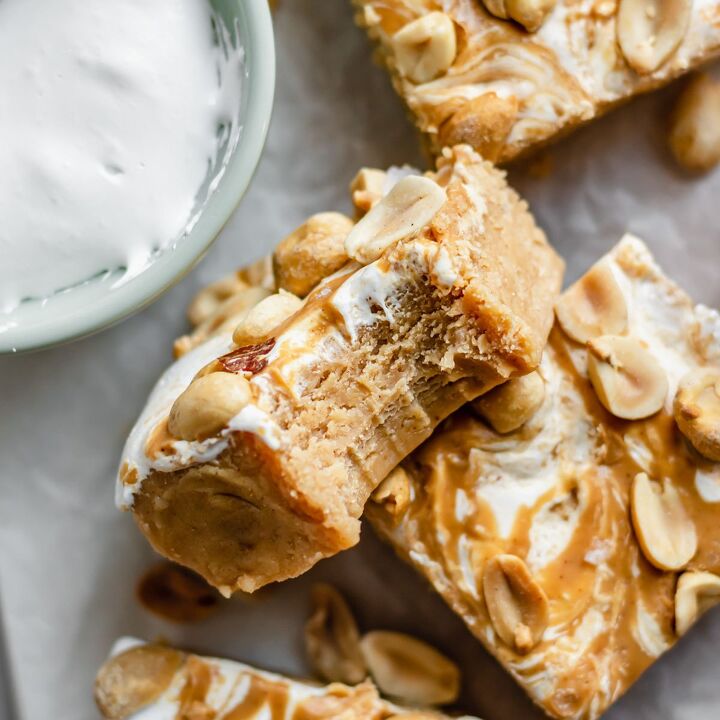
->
[1, 2, 719, 719]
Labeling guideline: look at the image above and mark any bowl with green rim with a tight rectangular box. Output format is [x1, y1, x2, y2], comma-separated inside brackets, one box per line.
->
[0, 0, 275, 354]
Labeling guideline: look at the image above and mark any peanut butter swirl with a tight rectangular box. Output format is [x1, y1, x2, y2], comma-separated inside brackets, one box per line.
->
[368, 235, 720, 720]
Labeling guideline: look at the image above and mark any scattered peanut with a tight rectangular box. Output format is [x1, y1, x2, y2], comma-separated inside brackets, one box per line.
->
[555, 261, 628, 344]
[168, 372, 252, 441]
[631, 472, 697, 571]
[344, 176, 446, 265]
[472, 371, 545, 434]
[305, 584, 367, 685]
[273, 213, 353, 297]
[668, 73, 720, 173]
[391, 12, 457, 84]
[360, 631, 460, 706]
[136, 561, 219, 624]
[586, 335, 667, 420]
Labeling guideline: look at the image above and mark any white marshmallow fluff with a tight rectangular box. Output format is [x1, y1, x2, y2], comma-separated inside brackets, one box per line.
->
[0, 0, 244, 313]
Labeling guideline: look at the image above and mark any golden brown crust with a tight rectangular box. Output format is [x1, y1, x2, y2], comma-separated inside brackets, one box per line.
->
[122, 147, 563, 595]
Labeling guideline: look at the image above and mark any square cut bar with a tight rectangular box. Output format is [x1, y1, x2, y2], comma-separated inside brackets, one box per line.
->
[353, 0, 720, 162]
[368, 234, 720, 720]
[117, 146, 563, 595]
[95, 639, 480, 719]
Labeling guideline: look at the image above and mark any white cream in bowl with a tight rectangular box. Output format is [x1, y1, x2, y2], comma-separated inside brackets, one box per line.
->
[0, 0, 243, 314]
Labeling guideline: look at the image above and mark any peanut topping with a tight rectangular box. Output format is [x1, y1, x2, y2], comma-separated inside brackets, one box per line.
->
[273, 213, 353, 297]
[438, 93, 519, 163]
[350, 168, 387, 217]
[669, 74, 720, 173]
[472, 371, 545, 434]
[675, 571, 720, 635]
[359, 631, 460, 706]
[617, 0, 691, 74]
[371, 466, 411, 516]
[187, 272, 249, 328]
[232, 290, 303, 347]
[674, 369, 720, 461]
[555, 261, 628, 344]
[482, 554, 549, 653]
[95, 645, 184, 719]
[391, 12, 457, 84]
[305, 584, 367, 685]
[344, 176, 446, 265]
[483, 0, 557, 32]
[631, 473, 697, 571]
[175, 286, 272, 358]
[586, 335, 667, 420]
[168, 372, 252, 441]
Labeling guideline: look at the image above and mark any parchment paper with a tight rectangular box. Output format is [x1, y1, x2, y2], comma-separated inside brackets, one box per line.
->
[1, 2, 719, 719]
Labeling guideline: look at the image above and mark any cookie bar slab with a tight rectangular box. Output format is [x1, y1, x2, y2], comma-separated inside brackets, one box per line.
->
[95, 639, 479, 719]
[117, 146, 563, 595]
[353, 0, 720, 162]
[368, 235, 720, 719]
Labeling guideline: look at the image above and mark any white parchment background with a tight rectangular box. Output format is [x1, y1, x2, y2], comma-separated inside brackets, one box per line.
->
[1, 2, 719, 719]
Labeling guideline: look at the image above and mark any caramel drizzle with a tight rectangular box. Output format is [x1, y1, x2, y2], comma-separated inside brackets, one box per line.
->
[170, 656, 405, 719]
[386, 327, 718, 716]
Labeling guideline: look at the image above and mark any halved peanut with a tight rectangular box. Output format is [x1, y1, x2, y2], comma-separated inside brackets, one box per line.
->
[675, 571, 720, 635]
[371, 466, 412, 516]
[438, 93, 519, 163]
[674, 369, 720, 461]
[617, 0, 691, 74]
[187, 273, 249, 328]
[273, 213, 353, 297]
[472, 371, 545, 434]
[391, 12, 457, 84]
[555, 261, 628, 343]
[669, 74, 720, 173]
[359, 631, 460, 706]
[587, 335, 667, 419]
[631, 473, 697, 571]
[305, 584, 367, 685]
[483, 0, 557, 32]
[482, 554, 549, 653]
[232, 291, 303, 347]
[344, 176, 446, 265]
[174, 286, 273, 357]
[95, 645, 184, 719]
[350, 168, 387, 217]
[168, 372, 253, 441]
